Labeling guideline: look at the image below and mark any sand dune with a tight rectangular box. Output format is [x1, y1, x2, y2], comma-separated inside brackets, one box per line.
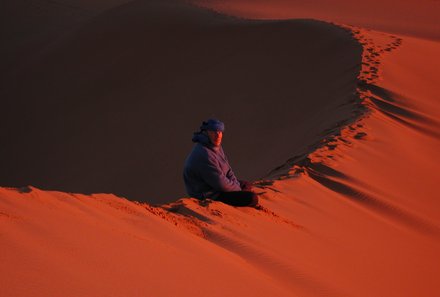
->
[0, 0, 135, 81]
[0, 187, 292, 297]
[1, 0, 362, 203]
[196, 0, 440, 40]
[1, 0, 440, 296]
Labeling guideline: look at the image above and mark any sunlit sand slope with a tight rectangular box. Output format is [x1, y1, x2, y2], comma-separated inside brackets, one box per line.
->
[196, 0, 440, 40]
[1, 0, 440, 296]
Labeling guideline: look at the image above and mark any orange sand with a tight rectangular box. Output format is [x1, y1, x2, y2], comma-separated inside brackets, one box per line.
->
[195, 0, 440, 40]
[1, 0, 440, 296]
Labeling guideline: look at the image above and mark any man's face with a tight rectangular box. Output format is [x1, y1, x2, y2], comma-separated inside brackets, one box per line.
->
[207, 130, 223, 146]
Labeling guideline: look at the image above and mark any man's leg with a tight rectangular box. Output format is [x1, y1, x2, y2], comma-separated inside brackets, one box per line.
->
[216, 191, 258, 207]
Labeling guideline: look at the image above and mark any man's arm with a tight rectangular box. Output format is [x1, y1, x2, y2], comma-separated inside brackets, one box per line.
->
[199, 155, 241, 192]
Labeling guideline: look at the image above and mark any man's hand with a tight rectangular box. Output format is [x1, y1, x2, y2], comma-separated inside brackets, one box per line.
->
[239, 180, 254, 192]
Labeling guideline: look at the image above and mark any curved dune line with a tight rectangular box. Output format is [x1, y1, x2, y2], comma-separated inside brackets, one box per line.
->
[204, 228, 350, 297]
[253, 23, 440, 239]
[305, 166, 440, 237]
[0, 4, 363, 203]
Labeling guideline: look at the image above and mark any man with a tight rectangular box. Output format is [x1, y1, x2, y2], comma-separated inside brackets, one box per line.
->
[183, 119, 258, 207]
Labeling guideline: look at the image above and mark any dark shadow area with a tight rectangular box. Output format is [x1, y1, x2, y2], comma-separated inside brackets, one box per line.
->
[0, 0, 362, 204]
[308, 162, 350, 180]
[358, 80, 397, 103]
[164, 201, 215, 223]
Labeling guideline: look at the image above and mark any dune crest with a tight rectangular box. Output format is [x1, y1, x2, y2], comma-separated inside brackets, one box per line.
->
[195, 0, 440, 40]
[0, 0, 363, 204]
[2, 0, 440, 296]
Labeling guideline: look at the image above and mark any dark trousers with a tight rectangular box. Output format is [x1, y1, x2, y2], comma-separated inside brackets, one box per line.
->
[216, 191, 259, 207]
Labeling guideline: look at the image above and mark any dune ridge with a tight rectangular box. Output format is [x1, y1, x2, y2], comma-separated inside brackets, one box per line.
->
[194, 0, 440, 40]
[0, 0, 363, 204]
[257, 25, 440, 237]
[2, 0, 440, 296]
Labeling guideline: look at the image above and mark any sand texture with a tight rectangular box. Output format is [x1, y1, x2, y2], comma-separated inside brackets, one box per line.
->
[1, 0, 363, 203]
[1, 0, 440, 296]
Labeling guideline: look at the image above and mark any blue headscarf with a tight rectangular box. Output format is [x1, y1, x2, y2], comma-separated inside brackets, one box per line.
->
[200, 119, 225, 132]
[192, 119, 225, 145]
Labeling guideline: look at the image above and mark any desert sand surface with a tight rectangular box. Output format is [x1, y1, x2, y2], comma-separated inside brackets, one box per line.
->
[1, 0, 440, 296]
[197, 0, 440, 40]
[1, 0, 362, 203]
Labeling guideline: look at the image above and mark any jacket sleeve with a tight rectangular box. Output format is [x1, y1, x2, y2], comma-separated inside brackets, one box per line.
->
[198, 154, 241, 192]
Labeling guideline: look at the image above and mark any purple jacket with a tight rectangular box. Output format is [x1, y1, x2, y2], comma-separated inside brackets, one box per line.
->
[183, 133, 241, 199]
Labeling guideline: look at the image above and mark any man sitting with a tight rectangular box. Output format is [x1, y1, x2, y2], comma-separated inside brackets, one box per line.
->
[183, 119, 258, 207]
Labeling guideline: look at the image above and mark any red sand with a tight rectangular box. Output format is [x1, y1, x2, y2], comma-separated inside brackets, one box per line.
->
[195, 0, 440, 40]
[1, 0, 440, 296]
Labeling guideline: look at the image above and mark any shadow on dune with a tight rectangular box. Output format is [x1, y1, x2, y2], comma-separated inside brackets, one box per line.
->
[205, 228, 348, 297]
[0, 0, 362, 204]
[359, 81, 440, 139]
[306, 163, 440, 237]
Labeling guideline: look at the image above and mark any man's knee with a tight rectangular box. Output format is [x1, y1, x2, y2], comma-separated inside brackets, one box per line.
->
[244, 191, 259, 207]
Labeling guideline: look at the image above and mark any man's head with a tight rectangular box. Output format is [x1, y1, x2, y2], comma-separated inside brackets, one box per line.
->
[200, 119, 224, 147]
